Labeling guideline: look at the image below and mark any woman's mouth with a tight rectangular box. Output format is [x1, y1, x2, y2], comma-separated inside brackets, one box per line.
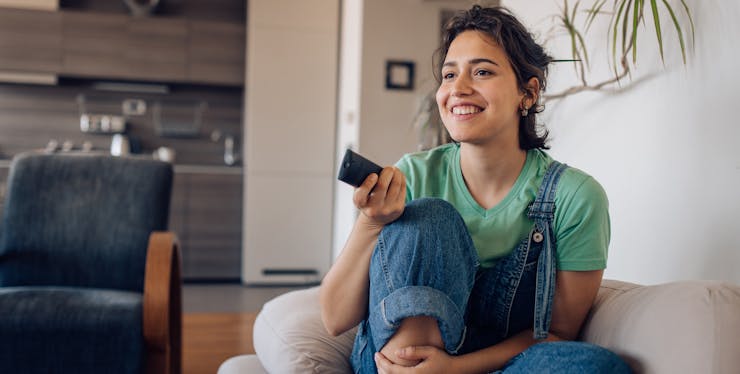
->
[451, 105, 483, 115]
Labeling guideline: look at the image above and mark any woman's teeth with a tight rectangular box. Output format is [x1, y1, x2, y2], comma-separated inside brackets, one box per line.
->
[452, 106, 482, 115]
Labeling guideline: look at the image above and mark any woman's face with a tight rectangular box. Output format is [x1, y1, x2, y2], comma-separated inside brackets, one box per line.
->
[436, 30, 525, 148]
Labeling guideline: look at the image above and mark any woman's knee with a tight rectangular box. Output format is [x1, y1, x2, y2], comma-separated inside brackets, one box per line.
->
[505, 341, 632, 373]
[400, 197, 462, 228]
[377, 198, 477, 267]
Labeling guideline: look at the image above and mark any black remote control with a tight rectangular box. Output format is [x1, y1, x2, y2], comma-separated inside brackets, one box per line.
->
[337, 149, 384, 187]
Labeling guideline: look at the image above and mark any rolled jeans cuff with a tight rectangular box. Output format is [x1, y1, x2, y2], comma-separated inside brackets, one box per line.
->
[369, 285, 467, 355]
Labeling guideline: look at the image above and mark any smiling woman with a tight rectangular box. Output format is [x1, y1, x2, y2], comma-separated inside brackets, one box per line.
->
[320, 5, 631, 374]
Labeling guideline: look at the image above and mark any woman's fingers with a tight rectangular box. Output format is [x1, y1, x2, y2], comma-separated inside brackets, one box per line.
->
[372, 167, 395, 200]
[353, 172, 378, 208]
[360, 167, 395, 205]
[375, 352, 405, 374]
[386, 167, 406, 203]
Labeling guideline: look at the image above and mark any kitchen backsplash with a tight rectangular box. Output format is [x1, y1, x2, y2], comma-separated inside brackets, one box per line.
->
[0, 78, 243, 165]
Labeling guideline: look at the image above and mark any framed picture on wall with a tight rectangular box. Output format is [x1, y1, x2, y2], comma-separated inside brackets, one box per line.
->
[385, 60, 415, 90]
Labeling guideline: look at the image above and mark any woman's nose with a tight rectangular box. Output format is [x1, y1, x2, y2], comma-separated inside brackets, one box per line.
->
[451, 74, 472, 96]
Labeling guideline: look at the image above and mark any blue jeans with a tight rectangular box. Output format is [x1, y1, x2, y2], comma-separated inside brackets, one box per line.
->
[350, 190, 631, 372]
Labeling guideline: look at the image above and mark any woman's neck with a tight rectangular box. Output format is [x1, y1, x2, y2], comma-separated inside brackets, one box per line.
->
[459, 142, 528, 210]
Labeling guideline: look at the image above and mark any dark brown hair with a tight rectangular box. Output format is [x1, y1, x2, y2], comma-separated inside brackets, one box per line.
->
[434, 5, 553, 150]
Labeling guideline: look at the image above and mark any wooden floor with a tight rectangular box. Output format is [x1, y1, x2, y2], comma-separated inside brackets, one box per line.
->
[183, 312, 258, 374]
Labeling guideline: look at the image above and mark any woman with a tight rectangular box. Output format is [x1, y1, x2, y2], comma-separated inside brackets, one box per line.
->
[320, 5, 631, 373]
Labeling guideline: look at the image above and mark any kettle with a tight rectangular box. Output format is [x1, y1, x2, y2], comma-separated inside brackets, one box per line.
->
[110, 134, 130, 156]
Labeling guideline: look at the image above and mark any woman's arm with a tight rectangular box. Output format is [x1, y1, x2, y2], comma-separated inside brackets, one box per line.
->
[320, 167, 406, 336]
[378, 269, 604, 373]
[456, 269, 604, 372]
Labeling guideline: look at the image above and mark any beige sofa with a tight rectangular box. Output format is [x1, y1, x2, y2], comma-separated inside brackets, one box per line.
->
[218, 279, 740, 374]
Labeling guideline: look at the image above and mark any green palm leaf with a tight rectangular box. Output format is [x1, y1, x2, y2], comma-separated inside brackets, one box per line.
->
[620, 0, 633, 61]
[679, 0, 696, 45]
[632, 0, 641, 63]
[612, 0, 629, 79]
[585, 0, 608, 31]
[650, 0, 665, 63]
[662, 0, 688, 64]
[572, 1, 590, 66]
[562, 0, 590, 69]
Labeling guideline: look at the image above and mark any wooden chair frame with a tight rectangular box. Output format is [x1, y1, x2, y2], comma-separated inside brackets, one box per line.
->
[143, 232, 182, 374]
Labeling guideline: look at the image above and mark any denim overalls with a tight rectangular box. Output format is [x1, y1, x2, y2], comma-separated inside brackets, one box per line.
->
[350, 161, 631, 373]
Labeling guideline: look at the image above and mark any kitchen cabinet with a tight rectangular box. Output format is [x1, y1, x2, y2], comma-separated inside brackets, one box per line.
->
[170, 169, 242, 281]
[62, 11, 188, 82]
[0, 7, 244, 86]
[187, 20, 245, 86]
[128, 17, 189, 82]
[0, 8, 62, 73]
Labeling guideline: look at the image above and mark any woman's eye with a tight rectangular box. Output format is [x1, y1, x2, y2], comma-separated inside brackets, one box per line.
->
[475, 69, 492, 77]
[442, 72, 455, 80]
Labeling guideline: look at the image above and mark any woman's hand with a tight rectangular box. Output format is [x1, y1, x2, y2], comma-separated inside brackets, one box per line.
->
[354, 166, 406, 229]
[375, 346, 458, 374]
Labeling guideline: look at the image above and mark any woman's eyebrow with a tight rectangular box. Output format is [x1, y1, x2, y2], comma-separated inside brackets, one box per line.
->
[470, 58, 499, 66]
[442, 58, 499, 67]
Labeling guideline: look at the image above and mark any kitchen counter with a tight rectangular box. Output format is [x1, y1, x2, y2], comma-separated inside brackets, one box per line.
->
[174, 164, 243, 175]
[0, 159, 242, 175]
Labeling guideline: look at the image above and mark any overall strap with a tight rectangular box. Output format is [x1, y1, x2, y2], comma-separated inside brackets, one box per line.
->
[527, 161, 568, 220]
[527, 160, 568, 340]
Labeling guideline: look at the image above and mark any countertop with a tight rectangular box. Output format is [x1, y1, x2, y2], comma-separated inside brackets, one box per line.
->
[0, 158, 243, 175]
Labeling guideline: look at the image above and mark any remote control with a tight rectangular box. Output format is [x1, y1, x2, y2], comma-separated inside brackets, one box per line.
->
[337, 149, 384, 187]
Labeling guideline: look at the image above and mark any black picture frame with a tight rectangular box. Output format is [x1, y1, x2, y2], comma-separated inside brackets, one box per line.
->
[385, 60, 415, 90]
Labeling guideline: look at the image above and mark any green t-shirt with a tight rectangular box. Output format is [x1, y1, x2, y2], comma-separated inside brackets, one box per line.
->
[395, 143, 609, 271]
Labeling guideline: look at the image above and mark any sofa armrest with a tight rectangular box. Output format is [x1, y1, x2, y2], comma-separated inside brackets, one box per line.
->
[143, 231, 182, 374]
[581, 279, 740, 374]
[253, 286, 357, 374]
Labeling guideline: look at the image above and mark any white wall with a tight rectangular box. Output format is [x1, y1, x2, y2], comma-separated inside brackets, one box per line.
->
[504, 0, 740, 284]
[332, 0, 474, 259]
[358, 0, 449, 166]
[332, 0, 363, 262]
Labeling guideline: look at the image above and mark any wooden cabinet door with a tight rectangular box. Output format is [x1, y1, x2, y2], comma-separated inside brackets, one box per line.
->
[127, 17, 187, 82]
[187, 20, 245, 86]
[0, 8, 62, 73]
[62, 10, 187, 82]
[1, 9, 244, 86]
[171, 172, 242, 281]
[61, 11, 129, 78]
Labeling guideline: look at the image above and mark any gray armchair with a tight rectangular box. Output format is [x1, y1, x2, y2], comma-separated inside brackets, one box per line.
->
[0, 152, 182, 374]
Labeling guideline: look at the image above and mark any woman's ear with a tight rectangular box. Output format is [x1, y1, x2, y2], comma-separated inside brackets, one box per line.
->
[523, 77, 541, 108]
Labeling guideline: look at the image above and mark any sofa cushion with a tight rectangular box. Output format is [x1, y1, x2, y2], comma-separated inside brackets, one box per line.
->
[582, 279, 740, 374]
[253, 286, 356, 373]
[0, 286, 143, 374]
